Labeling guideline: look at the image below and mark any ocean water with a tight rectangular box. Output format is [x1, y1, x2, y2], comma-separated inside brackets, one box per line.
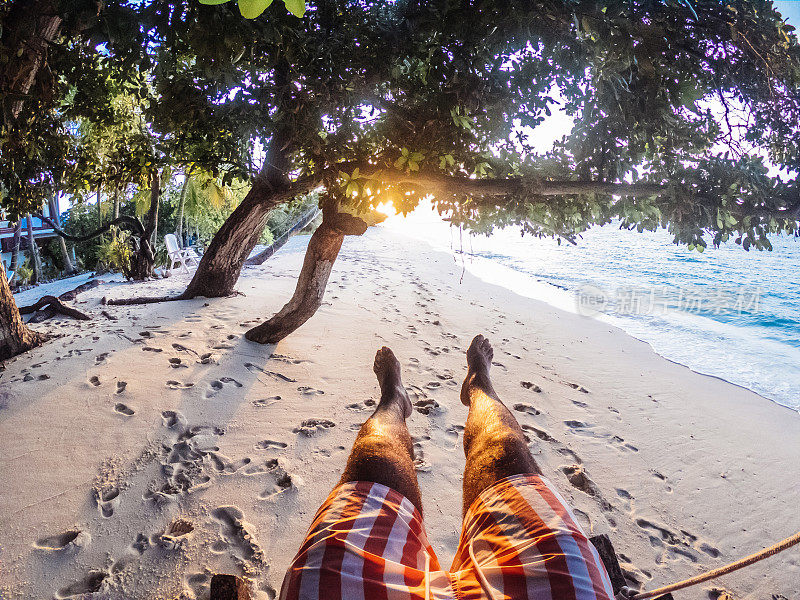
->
[381, 203, 800, 412]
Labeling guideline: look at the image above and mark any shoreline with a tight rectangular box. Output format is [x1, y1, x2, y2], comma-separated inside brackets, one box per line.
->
[383, 218, 800, 415]
[1, 226, 798, 599]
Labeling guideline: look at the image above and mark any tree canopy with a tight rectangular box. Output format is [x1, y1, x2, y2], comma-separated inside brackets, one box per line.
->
[3, 0, 800, 252]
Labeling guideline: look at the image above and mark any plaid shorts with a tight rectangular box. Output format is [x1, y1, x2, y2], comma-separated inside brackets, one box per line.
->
[280, 474, 614, 600]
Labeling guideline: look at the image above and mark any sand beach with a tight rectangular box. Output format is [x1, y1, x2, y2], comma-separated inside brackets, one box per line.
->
[0, 225, 798, 600]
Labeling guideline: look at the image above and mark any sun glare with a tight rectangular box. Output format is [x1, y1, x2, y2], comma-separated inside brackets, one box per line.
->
[374, 200, 397, 216]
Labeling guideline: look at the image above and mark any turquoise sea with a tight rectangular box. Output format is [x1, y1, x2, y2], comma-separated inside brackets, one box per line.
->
[383, 204, 800, 412]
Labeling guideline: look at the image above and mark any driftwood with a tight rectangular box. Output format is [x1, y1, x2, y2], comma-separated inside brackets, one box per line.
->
[18, 295, 90, 322]
[209, 574, 250, 600]
[103, 294, 182, 306]
[18, 278, 104, 323]
[58, 279, 103, 301]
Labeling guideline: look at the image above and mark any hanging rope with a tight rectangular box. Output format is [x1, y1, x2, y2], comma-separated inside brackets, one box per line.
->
[618, 529, 800, 600]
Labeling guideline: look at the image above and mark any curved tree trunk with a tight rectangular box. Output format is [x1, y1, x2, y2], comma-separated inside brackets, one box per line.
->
[128, 170, 160, 280]
[25, 214, 43, 285]
[244, 210, 367, 344]
[182, 58, 298, 299]
[182, 180, 288, 298]
[49, 197, 76, 275]
[0, 261, 47, 360]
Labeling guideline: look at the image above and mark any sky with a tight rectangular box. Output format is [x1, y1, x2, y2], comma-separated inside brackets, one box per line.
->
[774, 1, 800, 25]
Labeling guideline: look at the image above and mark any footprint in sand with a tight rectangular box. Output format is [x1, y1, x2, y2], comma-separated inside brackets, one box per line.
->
[245, 458, 279, 475]
[115, 381, 127, 394]
[169, 357, 188, 369]
[561, 464, 611, 509]
[166, 380, 194, 390]
[56, 571, 108, 598]
[431, 425, 460, 450]
[186, 571, 212, 599]
[513, 403, 541, 416]
[650, 470, 674, 493]
[34, 529, 88, 551]
[252, 396, 282, 408]
[297, 385, 324, 396]
[521, 381, 543, 392]
[564, 420, 639, 453]
[89, 376, 101, 387]
[271, 353, 309, 365]
[142, 346, 163, 353]
[206, 378, 243, 398]
[411, 437, 432, 472]
[109, 553, 137, 575]
[260, 464, 296, 498]
[635, 517, 718, 562]
[245, 362, 297, 382]
[293, 419, 336, 436]
[211, 506, 264, 565]
[521, 424, 556, 443]
[346, 401, 371, 412]
[161, 410, 187, 429]
[96, 485, 120, 518]
[564, 381, 590, 393]
[156, 519, 195, 550]
[255, 440, 288, 450]
[114, 403, 135, 416]
[209, 453, 252, 474]
[311, 445, 347, 458]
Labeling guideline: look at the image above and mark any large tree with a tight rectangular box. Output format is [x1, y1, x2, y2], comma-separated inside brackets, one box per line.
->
[4, 0, 800, 358]
[110, 0, 799, 342]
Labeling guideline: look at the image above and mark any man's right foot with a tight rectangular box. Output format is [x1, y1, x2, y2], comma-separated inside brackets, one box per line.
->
[461, 334, 494, 405]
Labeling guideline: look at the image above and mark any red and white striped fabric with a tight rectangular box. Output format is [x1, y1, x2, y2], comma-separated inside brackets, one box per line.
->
[280, 474, 614, 600]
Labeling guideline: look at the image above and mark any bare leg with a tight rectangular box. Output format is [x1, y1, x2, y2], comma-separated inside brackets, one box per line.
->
[460, 335, 540, 515]
[338, 347, 422, 512]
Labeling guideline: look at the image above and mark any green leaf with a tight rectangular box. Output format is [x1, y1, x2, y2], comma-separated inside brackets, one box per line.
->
[394, 156, 407, 169]
[199, 0, 232, 4]
[283, 0, 306, 17]
[238, 0, 273, 19]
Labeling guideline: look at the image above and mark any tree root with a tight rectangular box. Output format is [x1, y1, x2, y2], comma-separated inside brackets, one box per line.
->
[19, 296, 90, 322]
[102, 294, 188, 306]
[58, 279, 103, 301]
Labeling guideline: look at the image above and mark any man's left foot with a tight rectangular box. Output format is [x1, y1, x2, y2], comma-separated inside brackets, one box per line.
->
[373, 347, 412, 418]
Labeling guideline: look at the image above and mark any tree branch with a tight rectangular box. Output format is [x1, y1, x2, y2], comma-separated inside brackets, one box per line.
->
[34, 213, 146, 241]
[359, 169, 668, 198]
[19, 295, 90, 321]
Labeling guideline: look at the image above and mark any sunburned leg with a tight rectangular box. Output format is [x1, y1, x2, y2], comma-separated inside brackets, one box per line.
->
[338, 347, 423, 512]
[460, 334, 540, 515]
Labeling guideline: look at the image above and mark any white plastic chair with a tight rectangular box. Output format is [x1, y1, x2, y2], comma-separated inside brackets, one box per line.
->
[165, 234, 199, 274]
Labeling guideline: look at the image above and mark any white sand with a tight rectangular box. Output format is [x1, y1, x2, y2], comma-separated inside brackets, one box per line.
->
[1, 226, 798, 600]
